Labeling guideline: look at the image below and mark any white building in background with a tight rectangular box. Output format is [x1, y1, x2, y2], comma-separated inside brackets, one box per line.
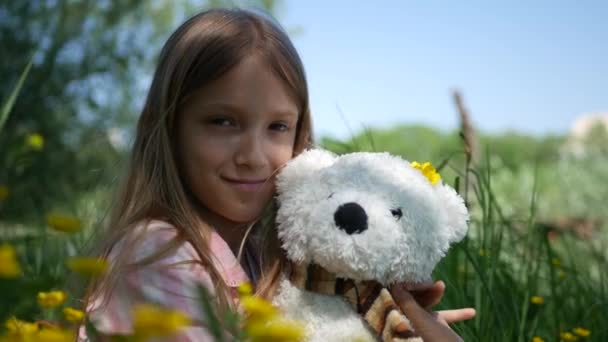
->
[563, 112, 608, 157]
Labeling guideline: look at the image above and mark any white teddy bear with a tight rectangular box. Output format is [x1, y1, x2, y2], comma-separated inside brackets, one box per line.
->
[272, 149, 469, 342]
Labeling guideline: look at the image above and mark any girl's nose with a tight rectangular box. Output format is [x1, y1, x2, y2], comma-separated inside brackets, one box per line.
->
[234, 130, 266, 168]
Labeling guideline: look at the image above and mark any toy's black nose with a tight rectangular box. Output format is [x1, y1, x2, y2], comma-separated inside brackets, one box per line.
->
[334, 202, 368, 234]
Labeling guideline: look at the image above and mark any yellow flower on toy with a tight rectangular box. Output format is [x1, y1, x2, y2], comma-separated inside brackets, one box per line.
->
[25, 133, 44, 151]
[0, 244, 21, 278]
[411, 161, 441, 185]
[63, 307, 85, 323]
[560, 331, 579, 341]
[132, 304, 191, 338]
[37, 291, 67, 308]
[573, 327, 590, 337]
[46, 213, 82, 233]
[66, 257, 108, 277]
[0, 184, 9, 201]
[530, 296, 544, 305]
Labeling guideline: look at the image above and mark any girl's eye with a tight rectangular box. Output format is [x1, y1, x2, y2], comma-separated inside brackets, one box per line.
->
[269, 122, 289, 132]
[209, 117, 235, 127]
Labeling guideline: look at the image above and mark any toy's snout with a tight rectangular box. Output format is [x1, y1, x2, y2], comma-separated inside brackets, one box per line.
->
[334, 202, 368, 234]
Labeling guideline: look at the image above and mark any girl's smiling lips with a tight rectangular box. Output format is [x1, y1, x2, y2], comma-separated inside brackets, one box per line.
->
[221, 176, 268, 191]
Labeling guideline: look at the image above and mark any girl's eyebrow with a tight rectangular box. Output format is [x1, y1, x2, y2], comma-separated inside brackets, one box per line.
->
[198, 102, 298, 119]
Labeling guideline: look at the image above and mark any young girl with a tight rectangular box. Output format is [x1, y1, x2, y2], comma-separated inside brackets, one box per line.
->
[82, 8, 473, 341]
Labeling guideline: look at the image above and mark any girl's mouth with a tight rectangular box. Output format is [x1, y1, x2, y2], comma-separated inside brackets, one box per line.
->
[222, 177, 268, 191]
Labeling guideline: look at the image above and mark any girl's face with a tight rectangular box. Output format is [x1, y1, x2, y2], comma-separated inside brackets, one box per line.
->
[176, 55, 299, 227]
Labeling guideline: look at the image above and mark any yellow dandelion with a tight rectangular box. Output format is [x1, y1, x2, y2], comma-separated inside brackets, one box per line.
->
[0, 184, 9, 201]
[25, 133, 44, 151]
[0, 244, 21, 278]
[532, 337, 545, 342]
[37, 291, 67, 309]
[411, 161, 441, 185]
[241, 296, 279, 321]
[573, 327, 590, 337]
[560, 331, 579, 341]
[238, 282, 254, 297]
[5, 317, 38, 336]
[37, 328, 75, 342]
[530, 296, 544, 305]
[66, 257, 108, 277]
[132, 304, 191, 338]
[246, 318, 306, 342]
[46, 213, 82, 233]
[63, 307, 85, 323]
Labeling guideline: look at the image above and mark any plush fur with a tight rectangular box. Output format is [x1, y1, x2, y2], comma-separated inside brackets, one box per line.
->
[273, 149, 469, 342]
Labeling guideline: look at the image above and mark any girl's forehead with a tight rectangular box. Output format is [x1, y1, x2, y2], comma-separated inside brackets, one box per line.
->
[183, 55, 299, 116]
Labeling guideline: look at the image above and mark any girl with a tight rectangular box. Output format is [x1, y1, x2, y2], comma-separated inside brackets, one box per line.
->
[82, 8, 474, 341]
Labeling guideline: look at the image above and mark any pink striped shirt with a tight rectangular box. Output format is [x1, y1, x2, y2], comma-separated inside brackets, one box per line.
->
[80, 220, 250, 341]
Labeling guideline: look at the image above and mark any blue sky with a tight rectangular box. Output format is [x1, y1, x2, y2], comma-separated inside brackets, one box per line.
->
[276, 1, 607, 139]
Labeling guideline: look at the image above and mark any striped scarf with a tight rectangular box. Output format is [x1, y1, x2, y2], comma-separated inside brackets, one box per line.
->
[290, 263, 423, 342]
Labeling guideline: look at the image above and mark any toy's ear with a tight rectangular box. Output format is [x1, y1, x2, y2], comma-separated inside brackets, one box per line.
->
[277, 149, 337, 188]
[436, 185, 470, 243]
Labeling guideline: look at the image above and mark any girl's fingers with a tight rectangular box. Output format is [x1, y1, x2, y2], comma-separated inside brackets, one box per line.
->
[436, 308, 477, 324]
[408, 280, 445, 309]
[390, 285, 464, 342]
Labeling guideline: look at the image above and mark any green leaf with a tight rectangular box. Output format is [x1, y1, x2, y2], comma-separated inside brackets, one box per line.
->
[0, 59, 32, 135]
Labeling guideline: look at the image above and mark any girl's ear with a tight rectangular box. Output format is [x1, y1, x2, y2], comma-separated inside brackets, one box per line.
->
[277, 148, 337, 189]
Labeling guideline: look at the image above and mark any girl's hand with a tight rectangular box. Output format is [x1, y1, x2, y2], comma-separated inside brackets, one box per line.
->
[390, 281, 475, 342]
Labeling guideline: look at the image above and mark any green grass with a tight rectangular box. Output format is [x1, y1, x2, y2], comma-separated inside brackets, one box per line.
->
[434, 157, 606, 341]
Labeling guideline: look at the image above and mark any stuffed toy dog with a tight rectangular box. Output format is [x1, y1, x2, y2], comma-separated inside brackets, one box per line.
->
[272, 149, 469, 342]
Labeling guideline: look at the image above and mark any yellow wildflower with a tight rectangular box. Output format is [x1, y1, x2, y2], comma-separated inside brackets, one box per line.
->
[560, 332, 579, 341]
[63, 307, 85, 323]
[238, 282, 254, 297]
[66, 257, 108, 277]
[552, 258, 561, 267]
[38, 291, 67, 308]
[532, 337, 545, 342]
[530, 296, 544, 305]
[46, 213, 82, 233]
[478, 249, 491, 257]
[37, 328, 75, 342]
[246, 318, 306, 342]
[5, 317, 38, 336]
[411, 161, 441, 185]
[0, 184, 9, 201]
[241, 296, 279, 321]
[26, 133, 44, 151]
[132, 304, 191, 338]
[573, 327, 590, 337]
[0, 244, 21, 278]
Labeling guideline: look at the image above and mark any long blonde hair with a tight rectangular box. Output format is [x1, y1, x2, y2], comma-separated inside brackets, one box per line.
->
[86, 8, 312, 312]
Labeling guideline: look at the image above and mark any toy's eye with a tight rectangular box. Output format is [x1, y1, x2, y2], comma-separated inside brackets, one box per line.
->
[391, 208, 403, 220]
[327, 193, 334, 199]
